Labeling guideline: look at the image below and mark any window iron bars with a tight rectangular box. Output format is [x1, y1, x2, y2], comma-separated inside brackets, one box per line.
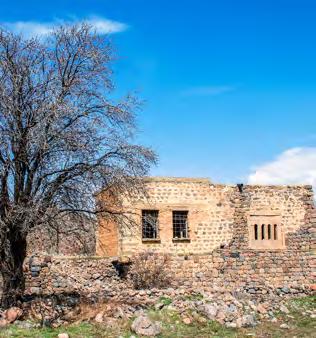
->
[253, 223, 279, 241]
[173, 211, 189, 239]
[142, 210, 159, 239]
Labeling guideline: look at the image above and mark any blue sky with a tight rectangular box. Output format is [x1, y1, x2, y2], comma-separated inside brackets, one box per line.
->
[2, 0, 316, 185]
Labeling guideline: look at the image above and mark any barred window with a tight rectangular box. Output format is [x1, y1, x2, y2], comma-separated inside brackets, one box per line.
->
[249, 214, 284, 249]
[173, 211, 189, 239]
[253, 223, 279, 241]
[142, 210, 159, 239]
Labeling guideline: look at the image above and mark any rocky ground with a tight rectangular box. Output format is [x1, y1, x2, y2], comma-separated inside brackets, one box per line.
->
[0, 289, 314, 337]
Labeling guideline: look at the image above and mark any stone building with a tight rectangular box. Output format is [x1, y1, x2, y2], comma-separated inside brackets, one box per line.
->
[96, 177, 315, 257]
[24, 176, 315, 299]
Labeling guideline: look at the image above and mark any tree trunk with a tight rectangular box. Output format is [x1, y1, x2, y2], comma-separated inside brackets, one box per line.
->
[0, 232, 27, 309]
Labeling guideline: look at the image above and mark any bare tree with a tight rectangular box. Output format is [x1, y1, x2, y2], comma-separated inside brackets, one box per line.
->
[0, 24, 156, 308]
[27, 213, 97, 255]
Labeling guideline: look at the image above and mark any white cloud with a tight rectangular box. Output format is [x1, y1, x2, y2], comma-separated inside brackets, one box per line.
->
[181, 85, 235, 97]
[248, 147, 316, 189]
[2, 17, 128, 38]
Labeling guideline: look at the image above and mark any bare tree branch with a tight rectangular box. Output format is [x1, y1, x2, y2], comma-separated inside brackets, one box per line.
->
[0, 23, 157, 308]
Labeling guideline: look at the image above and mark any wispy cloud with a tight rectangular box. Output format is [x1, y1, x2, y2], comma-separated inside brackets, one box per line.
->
[248, 147, 316, 190]
[2, 16, 128, 38]
[181, 85, 236, 97]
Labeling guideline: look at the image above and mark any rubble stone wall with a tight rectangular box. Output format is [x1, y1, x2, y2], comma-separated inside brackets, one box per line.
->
[24, 256, 126, 297]
[171, 249, 315, 293]
[24, 246, 315, 299]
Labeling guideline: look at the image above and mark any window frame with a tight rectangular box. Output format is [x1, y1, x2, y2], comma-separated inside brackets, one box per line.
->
[248, 214, 284, 250]
[172, 210, 190, 241]
[141, 209, 160, 242]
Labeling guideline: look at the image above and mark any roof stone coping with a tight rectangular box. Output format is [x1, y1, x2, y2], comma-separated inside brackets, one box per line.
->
[143, 176, 211, 184]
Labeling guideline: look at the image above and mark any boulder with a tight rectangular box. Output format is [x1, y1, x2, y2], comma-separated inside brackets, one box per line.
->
[131, 315, 161, 337]
[281, 287, 290, 294]
[236, 314, 256, 328]
[182, 317, 192, 325]
[257, 303, 267, 314]
[198, 303, 218, 320]
[227, 304, 237, 313]
[310, 284, 316, 291]
[4, 307, 23, 323]
[226, 322, 237, 328]
[114, 306, 125, 319]
[279, 304, 290, 314]
[94, 312, 104, 323]
[103, 317, 119, 329]
[58, 334, 69, 338]
[14, 320, 40, 329]
[0, 318, 8, 328]
[216, 311, 226, 324]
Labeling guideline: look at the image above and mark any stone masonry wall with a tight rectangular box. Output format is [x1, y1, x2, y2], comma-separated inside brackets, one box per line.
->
[24, 246, 315, 300]
[229, 184, 314, 250]
[24, 256, 126, 297]
[22, 178, 315, 303]
[25, 203, 316, 297]
[96, 178, 314, 256]
[24, 196, 315, 298]
[171, 249, 314, 293]
[116, 179, 237, 256]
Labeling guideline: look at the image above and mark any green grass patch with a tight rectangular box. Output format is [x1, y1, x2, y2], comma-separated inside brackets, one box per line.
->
[159, 296, 172, 306]
[148, 309, 237, 338]
[270, 295, 316, 338]
[289, 295, 316, 311]
[0, 296, 314, 337]
[183, 293, 204, 301]
[0, 322, 96, 338]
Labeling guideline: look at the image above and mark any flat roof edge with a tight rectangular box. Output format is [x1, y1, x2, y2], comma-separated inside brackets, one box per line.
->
[143, 176, 211, 183]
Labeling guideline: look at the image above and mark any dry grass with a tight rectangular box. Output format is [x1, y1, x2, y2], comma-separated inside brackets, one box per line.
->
[129, 251, 171, 289]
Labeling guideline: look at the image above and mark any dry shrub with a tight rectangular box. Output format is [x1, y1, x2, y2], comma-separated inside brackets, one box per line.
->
[130, 251, 171, 289]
